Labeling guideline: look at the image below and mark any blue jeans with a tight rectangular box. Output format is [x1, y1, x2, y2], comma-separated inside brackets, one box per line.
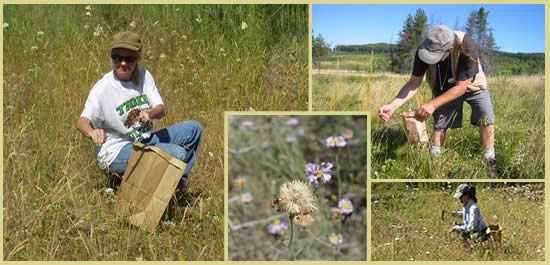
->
[108, 120, 202, 188]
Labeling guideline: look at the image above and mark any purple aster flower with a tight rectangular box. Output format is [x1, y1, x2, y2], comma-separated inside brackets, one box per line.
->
[286, 136, 297, 143]
[267, 218, 288, 235]
[338, 199, 353, 214]
[240, 192, 253, 203]
[305, 162, 333, 187]
[240, 121, 254, 129]
[286, 118, 299, 126]
[329, 232, 343, 245]
[326, 136, 347, 148]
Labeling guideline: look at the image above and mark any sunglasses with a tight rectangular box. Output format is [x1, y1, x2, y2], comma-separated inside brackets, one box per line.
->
[111, 54, 138, 63]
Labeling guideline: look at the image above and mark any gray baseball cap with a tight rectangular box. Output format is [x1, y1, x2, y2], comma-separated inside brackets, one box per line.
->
[418, 25, 455, 64]
[454, 184, 471, 199]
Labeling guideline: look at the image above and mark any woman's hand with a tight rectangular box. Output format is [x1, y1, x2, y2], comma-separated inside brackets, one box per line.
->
[89, 128, 106, 147]
[378, 104, 397, 121]
[138, 109, 152, 124]
[448, 227, 456, 233]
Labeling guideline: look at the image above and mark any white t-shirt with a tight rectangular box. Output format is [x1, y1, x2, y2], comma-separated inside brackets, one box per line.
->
[80, 68, 164, 169]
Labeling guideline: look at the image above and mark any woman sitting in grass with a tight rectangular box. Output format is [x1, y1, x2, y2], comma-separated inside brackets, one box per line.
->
[448, 183, 488, 241]
[77, 31, 202, 189]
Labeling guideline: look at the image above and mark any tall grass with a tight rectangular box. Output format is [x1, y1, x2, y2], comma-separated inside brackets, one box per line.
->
[3, 4, 308, 260]
[228, 115, 367, 260]
[313, 71, 544, 178]
[372, 182, 544, 261]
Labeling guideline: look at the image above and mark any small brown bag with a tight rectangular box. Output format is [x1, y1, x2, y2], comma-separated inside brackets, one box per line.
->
[400, 110, 429, 144]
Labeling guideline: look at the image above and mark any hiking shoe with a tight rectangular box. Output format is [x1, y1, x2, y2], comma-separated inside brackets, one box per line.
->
[487, 158, 498, 178]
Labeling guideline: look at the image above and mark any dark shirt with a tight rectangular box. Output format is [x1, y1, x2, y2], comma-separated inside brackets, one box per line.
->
[412, 34, 480, 91]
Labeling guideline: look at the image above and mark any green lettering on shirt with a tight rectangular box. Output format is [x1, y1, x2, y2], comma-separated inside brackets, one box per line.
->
[116, 95, 152, 116]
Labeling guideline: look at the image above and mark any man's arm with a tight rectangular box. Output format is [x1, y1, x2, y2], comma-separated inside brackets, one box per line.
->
[378, 75, 423, 121]
[416, 79, 469, 120]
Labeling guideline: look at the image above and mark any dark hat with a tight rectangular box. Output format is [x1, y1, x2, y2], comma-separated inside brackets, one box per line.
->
[418, 25, 454, 64]
[454, 184, 471, 199]
[111, 31, 142, 52]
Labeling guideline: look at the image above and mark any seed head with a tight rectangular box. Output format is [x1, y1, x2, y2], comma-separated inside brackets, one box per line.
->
[277, 180, 317, 218]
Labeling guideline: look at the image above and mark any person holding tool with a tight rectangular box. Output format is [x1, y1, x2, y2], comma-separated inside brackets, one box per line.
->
[378, 25, 497, 177]
[448, 183, 489, 242]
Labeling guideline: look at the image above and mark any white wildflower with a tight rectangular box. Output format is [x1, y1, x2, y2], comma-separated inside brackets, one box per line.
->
[153, 20, 159, 26]
[104, 188, 115, 196]
[31, 46, 39, 51]
[195, 16, 202, 23]
[3, 23, 8, 28]
[163, 220, 176, 228]
[160, 53, 166, 60]
[241, 21, 248, 30]
[37, 31, 44, 36]
[240, 192, 253, 203]
[85, 11, 91, 16]
[182, 35, 187, 39]
[84, 24, 90, 29]
[129, 21, 136, 28]
[85, 5, 92, 10]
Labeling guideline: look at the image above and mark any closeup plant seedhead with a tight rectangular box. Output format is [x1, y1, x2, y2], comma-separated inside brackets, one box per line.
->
[274, 180, 317, 220]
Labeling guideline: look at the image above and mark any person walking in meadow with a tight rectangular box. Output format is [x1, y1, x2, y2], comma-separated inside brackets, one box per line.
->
[378, 25, 497, 177]
[448, 184, 489, 242]
[77, 31, 202, 188]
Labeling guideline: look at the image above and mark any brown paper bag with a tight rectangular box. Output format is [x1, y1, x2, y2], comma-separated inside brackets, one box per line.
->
[116, 141, 187, 233]
[400, 110, 429, 144]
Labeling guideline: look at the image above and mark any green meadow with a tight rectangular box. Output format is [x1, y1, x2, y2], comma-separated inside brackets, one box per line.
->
[3, 4, 307, 260]
[313, 53, 544, 179]
[372, 182, 544, 261]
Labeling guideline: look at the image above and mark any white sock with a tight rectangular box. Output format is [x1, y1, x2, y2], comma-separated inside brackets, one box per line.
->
[483, 149, 495, 160]
[431, 146, 441, 156]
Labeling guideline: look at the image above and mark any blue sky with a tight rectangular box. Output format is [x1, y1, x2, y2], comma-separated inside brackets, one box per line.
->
[313, 4, 545, 53]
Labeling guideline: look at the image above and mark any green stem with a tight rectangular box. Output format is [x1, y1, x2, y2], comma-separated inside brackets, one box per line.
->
[288, 218, 296, 260]
[336, 149, 341, 200]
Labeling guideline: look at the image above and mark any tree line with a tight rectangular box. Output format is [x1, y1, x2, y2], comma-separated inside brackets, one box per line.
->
[313, 7, 543, 76]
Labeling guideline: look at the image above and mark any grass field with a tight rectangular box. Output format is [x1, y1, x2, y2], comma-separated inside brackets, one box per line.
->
[228, 115, 367, 260]
[313, 69, 544, 178]
[3, 4, 307, 260]
[371, 182, 544, 261]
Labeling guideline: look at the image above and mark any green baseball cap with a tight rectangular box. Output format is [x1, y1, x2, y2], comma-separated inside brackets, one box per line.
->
[111, 31, 142, 52]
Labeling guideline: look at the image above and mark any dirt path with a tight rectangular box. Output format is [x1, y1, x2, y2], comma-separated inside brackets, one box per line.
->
[313, 69, 406, 78]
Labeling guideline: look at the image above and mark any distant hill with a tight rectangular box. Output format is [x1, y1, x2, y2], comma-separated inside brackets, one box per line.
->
[333, 43, 544, 75]
[334, 43, 396, 54]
